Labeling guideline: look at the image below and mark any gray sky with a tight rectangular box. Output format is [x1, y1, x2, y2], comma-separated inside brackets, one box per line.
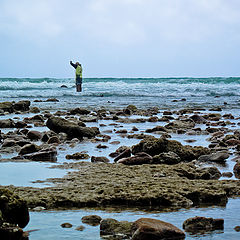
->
[1, 0, 240, 78]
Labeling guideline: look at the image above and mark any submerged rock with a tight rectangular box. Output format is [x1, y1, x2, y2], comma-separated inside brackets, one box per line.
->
[131, 218, 185, 240]
[81, 215, 102, 226]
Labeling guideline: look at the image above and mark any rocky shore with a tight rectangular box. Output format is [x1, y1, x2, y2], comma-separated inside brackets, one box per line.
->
[1, 100, 240, 238]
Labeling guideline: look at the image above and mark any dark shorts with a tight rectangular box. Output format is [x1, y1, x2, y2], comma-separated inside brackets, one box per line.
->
[76, 76, 82, 85]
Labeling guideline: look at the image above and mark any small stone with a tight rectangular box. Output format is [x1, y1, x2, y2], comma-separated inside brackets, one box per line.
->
[61, 223, 72, 228]
[75, 225, 85, 231]
[234, 226, 240, 232]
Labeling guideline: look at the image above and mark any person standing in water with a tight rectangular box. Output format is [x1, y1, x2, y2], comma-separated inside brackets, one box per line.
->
[70, 61, 83, 92]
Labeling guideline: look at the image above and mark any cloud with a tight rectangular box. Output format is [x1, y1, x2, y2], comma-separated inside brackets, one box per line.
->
[1, 0, 240, 46]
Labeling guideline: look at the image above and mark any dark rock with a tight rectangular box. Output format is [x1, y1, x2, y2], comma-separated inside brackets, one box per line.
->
[0, 102, 14, 113]
[22, 148, 57, 162]
[13, 101, 30, 112]
[132, 218, 185, 240]
[0, 188, 30, 228]
[153, 151, 181, 165]
[46, 116, 98, 139]
[81, 215, 102, 226]
[109, 146, 130, 158]
[183, 216, 224, 233]
[91, 156, 109, 163]
[190, 114, 207, 123]
[165, 119, 195, 130]
[0, 119, 15, 128]
[69, 108, 90, 115]
[222, 172, 233, 178]
[66, 152, 90, 160]
[2, 140, 16, 148]
[100, 218, 132, 238]
[233, 161, 240, 178]
[30, 107, 40, 113]
[148, 116, 158, 122]
[19, 144, 40, 155]
[41, 133, 49, 142]
[15, 121, 27, 128]
[198, 152, 229, 163]
[117, 152, 152, 165]
[61, 222, 72, 228]
[145, 126, 167, 133]
[26, 130, 42, 141]
[47, 136, 60, 144]
[61, 85, 68, 88]
[96, 144, 108, 149]
[234, 226, 240, 232]
[46, 98, 59, 102]
[30, 114, 44, 122]
[114, 148, 131, 162]
[75, 225, 85, 231]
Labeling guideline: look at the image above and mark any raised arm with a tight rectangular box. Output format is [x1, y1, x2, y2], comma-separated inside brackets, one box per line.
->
[70, 61, 77, 69]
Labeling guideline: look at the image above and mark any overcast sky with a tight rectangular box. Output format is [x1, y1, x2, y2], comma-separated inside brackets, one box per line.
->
[0, 0, 240, 78]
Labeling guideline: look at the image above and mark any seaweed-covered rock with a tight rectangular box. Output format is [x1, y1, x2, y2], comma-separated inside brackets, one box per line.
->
[81, 215, 102, 226]
[100, 218, 132, 238]
[165, 119, 195, 130]
[22, 148, 57, 162]
[131, 218, 185, 240]
[66, 152, 90, 160]
[46, 116, 99, 139]
[0, 102, 14, 113]
[132, 137, 210, 161]
[0, 188, 29, 228]
[117, 152, 152, 165]
[13, 101, 30, 112]
[26, 130, 42, 141]
[183, 216, 224, 233]
[153, 151, 181, 165]
[91, 156, 109, 163]
[0, 119, 15, 128]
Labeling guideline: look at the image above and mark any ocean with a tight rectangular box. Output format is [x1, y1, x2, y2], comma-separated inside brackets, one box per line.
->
[1, 77, 240, 239]
[0, 77, 240, 111]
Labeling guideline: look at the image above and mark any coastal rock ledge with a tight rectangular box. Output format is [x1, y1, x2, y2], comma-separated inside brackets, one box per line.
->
[1, 162, 240, 210]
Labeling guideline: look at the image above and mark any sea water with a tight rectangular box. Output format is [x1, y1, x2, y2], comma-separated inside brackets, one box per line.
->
[1, 77, 240, 239]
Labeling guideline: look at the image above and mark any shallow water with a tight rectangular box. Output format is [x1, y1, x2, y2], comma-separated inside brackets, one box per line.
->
[26, 198, 240, 240]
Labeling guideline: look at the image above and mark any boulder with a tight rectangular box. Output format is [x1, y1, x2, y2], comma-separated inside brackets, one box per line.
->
[131, 218, 185, 240]
[0, 188, 30, 228]
[165, 119, 195, 130]
[198, 152, 229, 163]
[183, 216, 224, 233]
[15, 121, 27, 128]
[46, 116, 99, 139]
[81, 215, 102, 226]
[153, 151, 181, 165]
[91, 156, 109, 163]
[66, 152, 90, 160]
[0, 119, 15, 128]
[22, 148, 57, 162]
[1, 140, 16, 148]
[69, 108, 90, 115]
[26, 130, 42, 141]
[0, 102, 14, 113]
[109, 146, 130, 158]
[145, 126, 167, 133]
[30, 107, 40, 113]
[46, 98, 59, 102]
[47, 136, 61, 144]
[13, 101, 30, 112]
[117, 152, 152, 165]
[19, 144, 40, 155]
[100, 218, 132, 238]
[114, 148, 131, 162]
[190, 114, 207, 123]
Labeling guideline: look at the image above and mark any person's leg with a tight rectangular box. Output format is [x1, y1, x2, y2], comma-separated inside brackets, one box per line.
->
[76, 84, 81, 92]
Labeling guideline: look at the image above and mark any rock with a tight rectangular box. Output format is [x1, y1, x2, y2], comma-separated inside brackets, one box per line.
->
[81, 215, 102, 226]
[0, 188, 30, 228]
[47, 136, 61, 144]
[190, 114, 207, 123]
[100, 218, 132, 238]
[46, 98, 59, 102]
[91, 156, 109, 163]
[96, 144, 108, 149]
[13, 101, 30, 112]
[1, 140, 16, 148]
[148, 116, 158, 122]
[233, 161, 240, 178]
[222, 172, 233, 178]
[114, 148, 131, 162]
[126, 105, 138, 112]
[153, 151, 181, 165]
[109, 146, 130, 158]
[19, 144, 40, 155]
[61, 222, 72, 228]
[0, 102, 14, 113]
[145, 126, 167, 133]
[131, 218, 185, 240]
[198, 152, 229, 163]
[30, 107, 40, 113]
[132, 136, 210, 162]
[115, 129, 128, 134]
[69, 108, 90, 115]
[46, 116, 99, 139]
[183, 216, 224, 233]
[0, 225, 28, 240]
[61, 85, 68, 88]
[0, 119, 15, 128]
[165, 119, 195, 130]
[75, 225, 85, 231]
[15, 121, 27, 128]
[234, 226, 240, 232]
[32, 206, 46, 211]
[26, 130, 42, 141]
[22, 148, 57, 162]
[79, 116, 98, 122]
[117, 152, 152, 165]
[30, 114, 44, 122]
[66, 152, 90, 160]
